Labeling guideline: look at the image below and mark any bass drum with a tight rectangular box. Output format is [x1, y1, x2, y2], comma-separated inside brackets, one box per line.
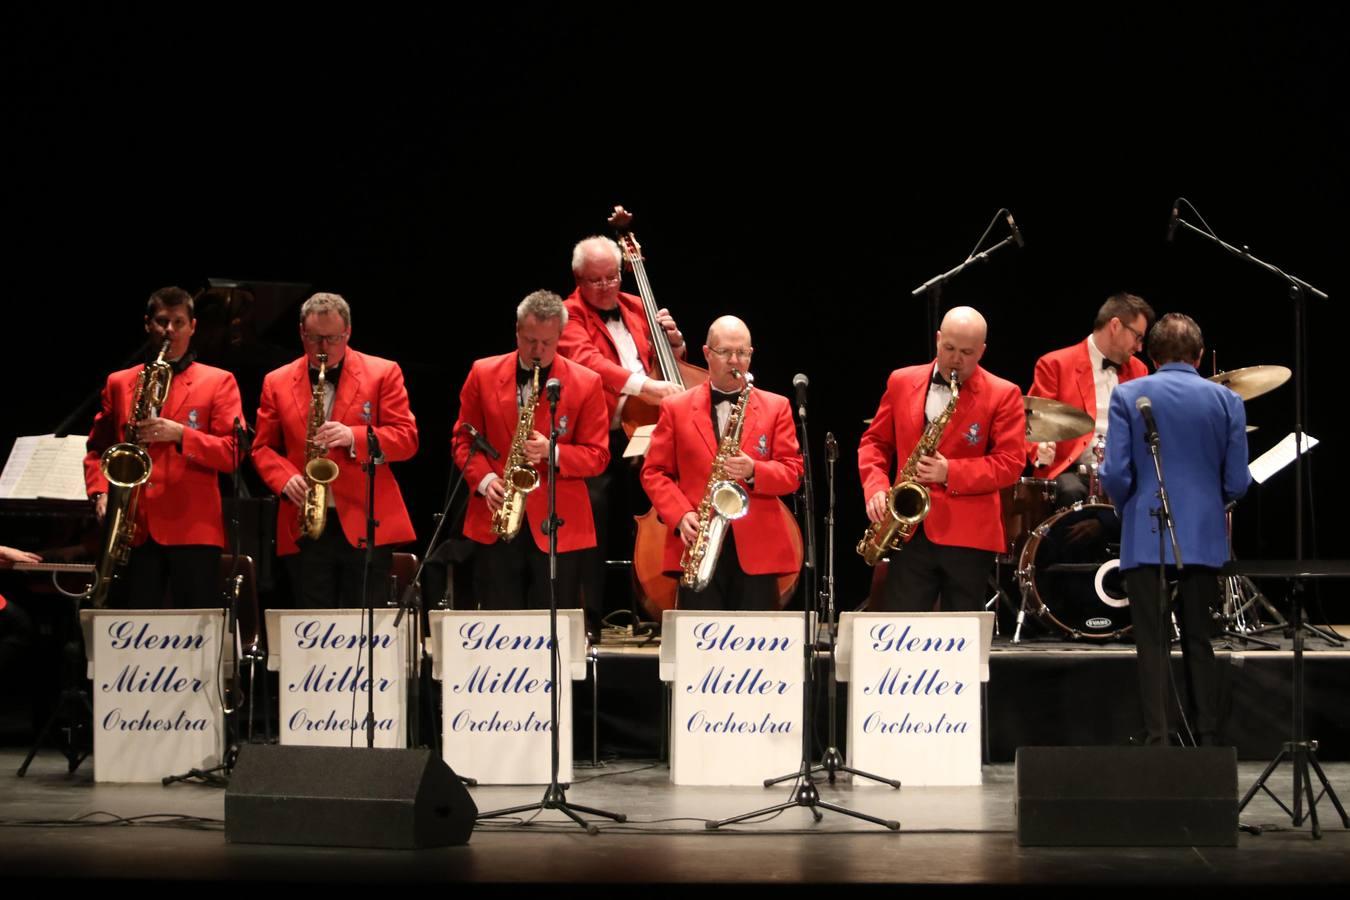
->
[1016, 502, 1131, 640]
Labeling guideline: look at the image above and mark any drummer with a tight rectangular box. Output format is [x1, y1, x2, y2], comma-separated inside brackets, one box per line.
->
[1028, 293, 1154, 507]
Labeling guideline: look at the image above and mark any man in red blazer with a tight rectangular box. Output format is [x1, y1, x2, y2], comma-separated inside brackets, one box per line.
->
[859, 306, 1026, 612]
[252, 293, 418, 608]
[559, 235, 689, 625]
[85, 286, 243, 608]
[1028, 293, 1154, 506]
[452, 290, 610, 611]
[641, 316, 803, 611]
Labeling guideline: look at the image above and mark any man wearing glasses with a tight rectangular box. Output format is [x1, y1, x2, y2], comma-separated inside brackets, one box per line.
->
[642, 316, 803, 610]
[859, 306, 1026, 612]
[1027, 293, 1155, 507]
[560, 236, 689, 630]
[253, 292, 419, 607]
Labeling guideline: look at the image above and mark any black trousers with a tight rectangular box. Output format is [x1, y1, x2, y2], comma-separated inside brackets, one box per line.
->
[581, 428, 646, 624]
[473, 533, 583, 611]
[287, 517, 393, 609]
[878, 527, 994, 612]
[1123, 565, 1220, 743]
[1053, 470, 1090, 508]
[676, 527, 780, 612]
[113, 540, 222, 609]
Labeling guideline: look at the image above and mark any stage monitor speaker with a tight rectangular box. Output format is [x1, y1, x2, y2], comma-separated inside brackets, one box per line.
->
[1015, 746, 1237, 846]
[225, 744, 476, 849]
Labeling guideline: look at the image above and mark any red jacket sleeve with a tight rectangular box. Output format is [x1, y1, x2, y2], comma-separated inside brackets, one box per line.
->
[251, 374, 300, 495]
[559, 312, 637, 395]
[641, 397, 694, 527]
[858, 375, 899, 501]
[749, 399, 803, 497]
[1025, 352, 1059, 465]
[84, 377, 121, 496]
[554, 374, 610, 479]
[451, 364, 497, 491]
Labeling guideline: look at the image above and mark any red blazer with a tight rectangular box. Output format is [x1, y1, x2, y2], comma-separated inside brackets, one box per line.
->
[858, 364, 1026, 554]
[252, 349, 418, 556]
[641, 384, 803, 576]
[451, 353, 609, 553]
[1028, 339, 1149, 479]
[559, 289, 657, 422]
[84, 362, 242, 548]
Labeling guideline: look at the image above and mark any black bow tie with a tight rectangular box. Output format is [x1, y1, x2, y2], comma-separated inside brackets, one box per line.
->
[308, 363, 342, 387]
[596, 306, 622, 323]
[517, 363, 550, 387]
[168, 352, 195, 375]
[931, 370, 954, 388]
[1101, 357, 1121, 372]
[711, 388, 741, 405]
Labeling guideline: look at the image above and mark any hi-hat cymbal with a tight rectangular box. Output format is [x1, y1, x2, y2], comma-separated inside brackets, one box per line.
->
[1207, 365, 1292, 402]
[1024, 396, 1095, 443]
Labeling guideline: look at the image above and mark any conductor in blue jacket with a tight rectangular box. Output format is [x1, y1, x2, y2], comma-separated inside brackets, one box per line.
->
[1100, 313, 1251, 745]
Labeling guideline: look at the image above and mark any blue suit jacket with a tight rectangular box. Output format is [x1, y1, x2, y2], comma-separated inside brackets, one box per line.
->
[1100, 362, 1250, 571]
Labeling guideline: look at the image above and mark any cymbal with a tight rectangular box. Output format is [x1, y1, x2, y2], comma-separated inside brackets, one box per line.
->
[1024, 396, 1095, 443]
[1207, 365, 1292, 402]
[1247, 425, 1259, 433]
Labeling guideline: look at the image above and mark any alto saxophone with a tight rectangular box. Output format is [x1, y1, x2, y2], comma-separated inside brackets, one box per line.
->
[491, 362, 542, 541]
[857, 369, 960, 566]
[299, 353, 340, 540]
[680, 372, 753, 592]
[91, 338, 174, 606]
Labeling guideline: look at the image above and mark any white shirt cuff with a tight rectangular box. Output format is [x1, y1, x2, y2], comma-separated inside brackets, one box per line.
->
[477, 472, 500, 496]
[622, 372, 647, 396]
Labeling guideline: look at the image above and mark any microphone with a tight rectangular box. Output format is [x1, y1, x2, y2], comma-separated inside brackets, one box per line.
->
[546, 378, 562, 405]
[1166, 201, 1181, 243]
[1005, 211, 1025, 248]
[824, 431, 838, 463]
[367, 424, 385, 465]
[460, 422, 500, 460]
[793, 373, 809, 418]
[1136, 395, 1159, 444]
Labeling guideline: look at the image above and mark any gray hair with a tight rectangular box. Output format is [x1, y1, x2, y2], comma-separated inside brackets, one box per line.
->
[299, 292, 351, 329]
[571, 236, 622, 274]
[516, 289, 569, 328]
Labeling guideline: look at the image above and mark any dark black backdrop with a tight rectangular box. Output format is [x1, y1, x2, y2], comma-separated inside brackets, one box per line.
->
[3, 5, 1345, 613]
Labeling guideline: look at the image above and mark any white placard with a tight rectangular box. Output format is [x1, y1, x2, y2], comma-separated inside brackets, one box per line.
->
[85, 610, 225, 783]
[277, 611, 408, 748]
[846, 614, 983, 786]
[436, 612, 577, 785]
[662, 610, 805, 786]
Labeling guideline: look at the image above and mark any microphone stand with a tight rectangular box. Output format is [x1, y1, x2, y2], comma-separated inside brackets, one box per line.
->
[163, 418, 249, 787]
[912, 209, 1021, 340]
[1175, 204, 1350, 836]
[1144, 416, 1182, 748]
[710, 402, 899, 831]
[476, 379, 626, 834]
[362, 425, 383, 750]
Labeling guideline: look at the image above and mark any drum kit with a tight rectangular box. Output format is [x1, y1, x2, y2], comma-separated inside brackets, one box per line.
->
[995, 365, 1291, 643]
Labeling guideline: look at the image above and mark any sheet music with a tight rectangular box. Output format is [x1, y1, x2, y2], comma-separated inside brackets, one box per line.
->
[0, 434, 90, 500]
[1249, 432, 1318, 485]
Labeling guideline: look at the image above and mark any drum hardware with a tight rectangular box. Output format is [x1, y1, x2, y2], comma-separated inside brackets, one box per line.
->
[1015, 501, 1132, 641]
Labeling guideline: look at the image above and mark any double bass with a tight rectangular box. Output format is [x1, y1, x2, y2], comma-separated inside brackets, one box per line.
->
[612, 207, 802, 619]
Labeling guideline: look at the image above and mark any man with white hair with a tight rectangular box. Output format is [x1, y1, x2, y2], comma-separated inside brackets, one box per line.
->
[859, 306, 1026, 611]
[253, 292, 419, 608]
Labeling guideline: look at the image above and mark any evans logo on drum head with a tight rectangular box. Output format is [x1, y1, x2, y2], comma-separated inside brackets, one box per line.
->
[1086, 617, 1114, 630]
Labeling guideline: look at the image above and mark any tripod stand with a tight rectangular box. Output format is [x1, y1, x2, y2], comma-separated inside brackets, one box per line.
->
[710, 394, 899, 831]
[1215, 507, 1280, 650]
[476, 376, 626, 834]
[17, 590, 91, 777]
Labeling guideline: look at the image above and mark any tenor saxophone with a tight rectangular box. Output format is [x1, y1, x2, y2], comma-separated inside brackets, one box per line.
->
[91, 339, 174, 606]
[857, 369, 960, 566]
[680, 372, 753, 592]
[299, 353, 340, 540]
[491, 362, 542, 541]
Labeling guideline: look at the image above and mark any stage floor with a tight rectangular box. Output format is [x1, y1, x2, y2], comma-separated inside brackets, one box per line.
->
[2, 749, 1348, 891]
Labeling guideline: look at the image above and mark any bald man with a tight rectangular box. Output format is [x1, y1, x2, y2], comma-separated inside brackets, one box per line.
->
[859, 307, 1026, 611]
[641, 317, 803, 611]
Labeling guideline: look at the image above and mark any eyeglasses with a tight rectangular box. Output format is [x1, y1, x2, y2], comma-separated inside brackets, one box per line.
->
[583, 273, 621, 288]
[1120, 321, 1145, 344]
[302, 332, 348, 346]
[708, 347, 753, 361]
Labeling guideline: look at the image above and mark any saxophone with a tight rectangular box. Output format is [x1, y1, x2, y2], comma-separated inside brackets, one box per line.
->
[91, 339, 174, 606]
[299, 353, 341, 540]
[857, 369, 960, 566]
[491, 362, 542, 541]
[680, 372, 753, 592]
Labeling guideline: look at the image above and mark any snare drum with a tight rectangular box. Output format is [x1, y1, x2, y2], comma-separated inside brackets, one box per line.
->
[999, 477, 1059, 558]
[1016, 501, 1131, 640]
